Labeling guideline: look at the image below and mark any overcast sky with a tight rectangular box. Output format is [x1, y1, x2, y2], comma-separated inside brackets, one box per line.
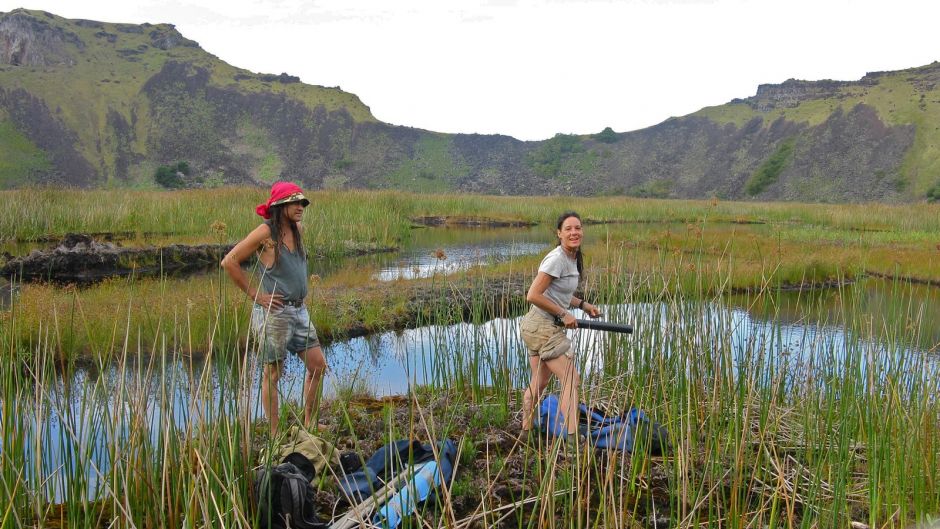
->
[4, 0, 939, 140]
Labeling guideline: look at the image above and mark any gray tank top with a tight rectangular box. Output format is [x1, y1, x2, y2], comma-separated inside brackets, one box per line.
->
[258, 225, 308, 302]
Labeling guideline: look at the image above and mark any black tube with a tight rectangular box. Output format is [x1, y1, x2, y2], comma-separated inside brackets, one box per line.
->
[554, 317, 633, 334]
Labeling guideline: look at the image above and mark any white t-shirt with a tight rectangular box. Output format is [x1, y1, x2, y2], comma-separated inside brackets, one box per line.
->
[534, 245, 580, 319]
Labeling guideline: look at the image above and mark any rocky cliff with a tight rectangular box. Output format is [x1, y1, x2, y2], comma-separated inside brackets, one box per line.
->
[1, 9, 937, 202]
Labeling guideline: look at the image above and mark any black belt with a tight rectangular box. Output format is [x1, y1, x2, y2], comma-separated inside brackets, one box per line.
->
[282, 298, 305, 307]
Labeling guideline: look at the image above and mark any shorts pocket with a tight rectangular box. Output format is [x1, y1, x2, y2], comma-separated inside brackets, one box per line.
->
[520, 314, 551, 353]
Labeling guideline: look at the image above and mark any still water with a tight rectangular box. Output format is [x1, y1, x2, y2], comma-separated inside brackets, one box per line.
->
[1, 226, 550, 285]
[310, 225, 549, 280]
[3, 225, 939, 501]
[7, 277, 939, 501]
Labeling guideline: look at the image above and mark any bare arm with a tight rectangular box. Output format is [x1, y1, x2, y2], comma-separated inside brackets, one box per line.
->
[221, 224, 283, 309]
[526, 272, 577, 328]
[569, 295, 603, 318]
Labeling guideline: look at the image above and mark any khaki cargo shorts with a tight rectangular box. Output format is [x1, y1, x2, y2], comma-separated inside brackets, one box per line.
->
[519, 307, 573, 361]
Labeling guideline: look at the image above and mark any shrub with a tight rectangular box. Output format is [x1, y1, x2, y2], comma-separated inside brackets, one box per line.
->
[629, 179, 672, 198]
[154, 161, 190, 189]
[927, 181, 940, 202]
[526, 133, 584, 178]
[745, 138, 795, 196]
[593, 126, 619, 144]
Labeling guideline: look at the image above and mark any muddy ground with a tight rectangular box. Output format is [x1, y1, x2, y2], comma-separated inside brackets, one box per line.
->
[410, 215, 537, 228]
[0, 233, 397, 284]
[273, 394, 673, 529]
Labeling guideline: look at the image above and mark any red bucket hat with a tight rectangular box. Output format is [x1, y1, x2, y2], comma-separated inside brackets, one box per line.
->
[255, 181, 310, 219]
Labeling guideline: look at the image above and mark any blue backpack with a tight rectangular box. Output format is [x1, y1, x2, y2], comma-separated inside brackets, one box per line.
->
[537, 395, 671, 455]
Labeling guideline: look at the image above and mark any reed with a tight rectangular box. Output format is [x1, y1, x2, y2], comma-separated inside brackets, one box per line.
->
[2, 245, 938, 528]
[1, 190, 938, 527]
[4, 190, 940, 356]
[3, 188, 939, 252]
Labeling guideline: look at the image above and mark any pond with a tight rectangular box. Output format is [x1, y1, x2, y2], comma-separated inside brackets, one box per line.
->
[0, 225, 550, 292]
[3, 222, 940, 502]
[6, 277, 938, 501]
[309, 225, 549, 280]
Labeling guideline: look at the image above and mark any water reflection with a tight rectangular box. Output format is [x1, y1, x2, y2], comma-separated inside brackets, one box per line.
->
[730, 279, 940, 353]
[0, 278, 15, 310]
[0, 226, 550, 287]
[6, 286, 940, 502]
[308, 226, 549, 281]
[373, 241, 546, 280]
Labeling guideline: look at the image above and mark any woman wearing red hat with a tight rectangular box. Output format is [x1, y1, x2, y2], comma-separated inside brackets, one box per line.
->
[222, 182, 327, 435]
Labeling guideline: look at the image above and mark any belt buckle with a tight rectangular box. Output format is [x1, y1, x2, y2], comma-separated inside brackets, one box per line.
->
[285, 299, 303, 307]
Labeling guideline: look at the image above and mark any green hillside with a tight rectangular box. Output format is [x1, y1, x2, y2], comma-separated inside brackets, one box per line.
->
[0, 109, 50, 186]
[693, 66, 940, 196]
[1, 8, 938, 202]
[0, 9, 375, 186]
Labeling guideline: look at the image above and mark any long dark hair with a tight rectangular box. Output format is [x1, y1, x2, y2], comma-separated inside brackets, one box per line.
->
[266, 203, 305, 266]
[556, 211, 583, 276]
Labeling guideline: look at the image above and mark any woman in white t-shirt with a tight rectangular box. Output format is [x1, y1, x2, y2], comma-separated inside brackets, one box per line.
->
[519, 211, 602, 440]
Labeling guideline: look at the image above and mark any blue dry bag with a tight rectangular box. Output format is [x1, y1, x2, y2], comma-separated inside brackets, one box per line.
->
[537, 395, 671, 455]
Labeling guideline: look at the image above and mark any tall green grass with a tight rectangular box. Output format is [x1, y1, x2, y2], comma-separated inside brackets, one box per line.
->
[1, 191, 938, 527]
[0, 315, 258, 527]
[3, 188, 940, 244]
[0, 188, 408, 258]
[2, 248, 937, 528]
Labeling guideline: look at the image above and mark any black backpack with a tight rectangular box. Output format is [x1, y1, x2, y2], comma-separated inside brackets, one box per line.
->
[254, 453, 328, 529]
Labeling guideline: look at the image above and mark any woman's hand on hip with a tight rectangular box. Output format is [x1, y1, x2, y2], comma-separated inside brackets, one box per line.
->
[256, 292, 284, 310]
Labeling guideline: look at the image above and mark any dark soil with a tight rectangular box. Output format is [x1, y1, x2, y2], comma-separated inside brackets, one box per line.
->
[322, 274, 531, 343]
[411, 216, 537, 228]
[12, 230, 179, 243]
[0, 233, 397, 285]
[270, 394, 673, 529]
[865, 270, 940, 288]
[0, 233, 232, 283]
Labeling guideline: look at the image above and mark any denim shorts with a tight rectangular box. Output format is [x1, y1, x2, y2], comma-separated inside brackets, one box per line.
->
[250, 304, 321, 364]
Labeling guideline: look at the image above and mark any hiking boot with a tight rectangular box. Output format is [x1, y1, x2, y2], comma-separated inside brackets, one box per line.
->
[559, 429, 587, 443]
[516, 428, 548, 451]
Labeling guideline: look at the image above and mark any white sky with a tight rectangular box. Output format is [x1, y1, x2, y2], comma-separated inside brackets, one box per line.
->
[3, 0, 939, 140]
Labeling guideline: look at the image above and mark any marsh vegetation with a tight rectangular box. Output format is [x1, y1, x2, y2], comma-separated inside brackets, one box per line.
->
[1, 188, 938, 528]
